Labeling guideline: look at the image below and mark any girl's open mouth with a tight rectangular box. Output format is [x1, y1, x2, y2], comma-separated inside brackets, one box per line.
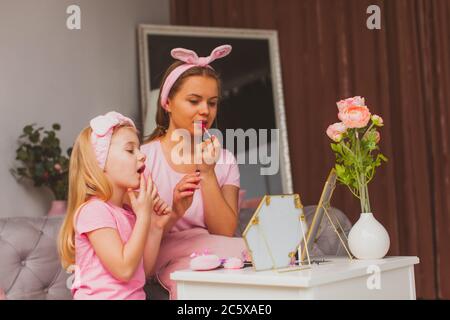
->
[137, 165, 146, 174]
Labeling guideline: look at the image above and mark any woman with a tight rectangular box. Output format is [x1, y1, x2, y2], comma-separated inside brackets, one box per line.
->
[141, 45, 247, 299]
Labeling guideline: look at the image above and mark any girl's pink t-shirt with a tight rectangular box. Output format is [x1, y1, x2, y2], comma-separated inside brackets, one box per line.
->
[141, 140, 240, 232]
[72, 199, 146, 300]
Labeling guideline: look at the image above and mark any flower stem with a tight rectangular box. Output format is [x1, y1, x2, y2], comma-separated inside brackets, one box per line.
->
[346, 184, 361, 199]
[355, 130, 372, 213]
[359, 175, 366, 212]
[341, 143, 356, 157]
[362, 123, 375, 140]
[357, 143, 365, 211]
[365, 182, 372, 212]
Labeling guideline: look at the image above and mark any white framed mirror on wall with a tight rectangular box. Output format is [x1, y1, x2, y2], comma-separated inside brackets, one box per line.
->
[138, 24, 293, 203]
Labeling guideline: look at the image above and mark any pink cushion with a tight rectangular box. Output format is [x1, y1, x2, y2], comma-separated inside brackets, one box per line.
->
[0, 288, 6, 300]
[190, 254, 221, 271]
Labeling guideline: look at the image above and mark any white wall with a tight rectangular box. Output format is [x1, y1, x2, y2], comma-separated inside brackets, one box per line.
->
[0, 0, 170, 217]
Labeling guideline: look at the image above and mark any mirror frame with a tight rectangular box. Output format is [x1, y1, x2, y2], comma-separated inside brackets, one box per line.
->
[242, 194, 309, 271]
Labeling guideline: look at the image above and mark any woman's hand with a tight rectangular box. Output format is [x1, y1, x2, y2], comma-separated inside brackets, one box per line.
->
[196, 135, 221, 174]
[172, 171, 201, 219]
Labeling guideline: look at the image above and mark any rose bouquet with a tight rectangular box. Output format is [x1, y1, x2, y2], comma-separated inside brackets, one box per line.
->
[326, 96, 387, 213]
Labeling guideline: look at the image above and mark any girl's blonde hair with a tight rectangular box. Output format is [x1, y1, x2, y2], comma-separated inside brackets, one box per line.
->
[58, 124, 134, 270]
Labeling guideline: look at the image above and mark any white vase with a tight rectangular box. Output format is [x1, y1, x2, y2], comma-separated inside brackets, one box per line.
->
[348, 212, 390, 259]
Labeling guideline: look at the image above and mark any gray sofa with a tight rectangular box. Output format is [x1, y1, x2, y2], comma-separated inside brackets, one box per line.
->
[0, 216, 71, 300]
[0, 206, 351, 300]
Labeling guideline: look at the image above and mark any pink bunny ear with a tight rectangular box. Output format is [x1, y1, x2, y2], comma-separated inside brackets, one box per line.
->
[171, 48, 199, 64]
[90, 111, 135, 136]
[160, 44, 232, 108]
[90, 115, 118, 136]
[105, 111, 134, 126]
[89, 111, 136, 170]
[207, 45, 232, 64]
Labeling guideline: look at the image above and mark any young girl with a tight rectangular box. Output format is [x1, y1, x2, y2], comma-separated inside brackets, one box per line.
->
[58, 111, 170, 300]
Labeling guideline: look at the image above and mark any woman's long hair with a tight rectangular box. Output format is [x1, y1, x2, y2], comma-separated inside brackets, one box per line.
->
[144, 61, 222, 143]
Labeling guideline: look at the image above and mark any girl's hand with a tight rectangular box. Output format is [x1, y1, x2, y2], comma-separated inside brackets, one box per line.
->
[172, 171, 201, 219]
[127, 173, 157, 219]
[152, 196, 171, 216]
[196, 135, 221, 174]
[150, 203, 172, 230]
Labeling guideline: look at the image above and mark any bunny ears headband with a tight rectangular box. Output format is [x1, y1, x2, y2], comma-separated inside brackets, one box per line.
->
[160, 44, 232, 110]
[90, 111, 136, 170]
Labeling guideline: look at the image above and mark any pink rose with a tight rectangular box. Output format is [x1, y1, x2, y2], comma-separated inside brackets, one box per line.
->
[337, 96, 365, 112]
[338, 105, 371, 128]
[326, 122, 347, 142]
[54, 163, 62, 173]
[371, 114, 384, 127]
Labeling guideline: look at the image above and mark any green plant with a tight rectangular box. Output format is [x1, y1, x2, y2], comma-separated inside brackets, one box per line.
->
[326, 96, 388, 213]
[11, 123, 72, 200]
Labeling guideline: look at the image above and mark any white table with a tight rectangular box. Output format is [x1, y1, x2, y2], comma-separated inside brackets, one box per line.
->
[171, 256, 419, 300]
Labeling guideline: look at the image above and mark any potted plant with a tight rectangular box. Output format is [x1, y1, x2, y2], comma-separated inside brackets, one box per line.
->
[326, 96, 389, 259]
[11, 123, 72, 215]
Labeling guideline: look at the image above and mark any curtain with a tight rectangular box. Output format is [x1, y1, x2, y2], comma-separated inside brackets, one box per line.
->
[170, 0, 450, 299]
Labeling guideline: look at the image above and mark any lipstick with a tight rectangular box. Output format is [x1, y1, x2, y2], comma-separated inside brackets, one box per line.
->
[201, 121, 212, 140]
